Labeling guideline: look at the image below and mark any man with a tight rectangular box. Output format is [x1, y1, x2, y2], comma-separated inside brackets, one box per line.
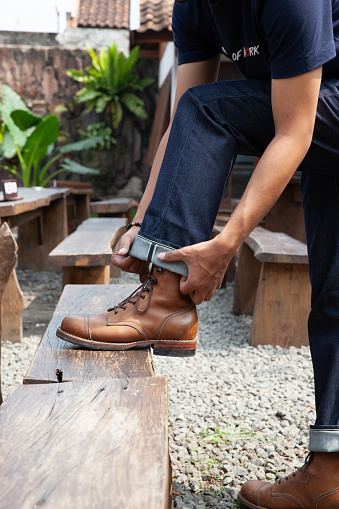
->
[58, 0, 339, 506]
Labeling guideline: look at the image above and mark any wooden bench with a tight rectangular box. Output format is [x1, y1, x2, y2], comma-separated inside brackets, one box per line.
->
[233, 227, 311, 347]
[49, 218, 127, 286]
[0, 223, 18, 403]
[91, 197, 138, 223]
[1, 283, 171, 508]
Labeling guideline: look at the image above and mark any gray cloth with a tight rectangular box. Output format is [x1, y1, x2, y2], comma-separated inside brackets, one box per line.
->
[309, 429, 339, 452]
[129, 234, 188, 277]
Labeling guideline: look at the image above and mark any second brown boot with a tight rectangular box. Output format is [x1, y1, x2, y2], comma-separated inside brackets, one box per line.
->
[56, 265, 198, 357]
[238, 451, 339, 509]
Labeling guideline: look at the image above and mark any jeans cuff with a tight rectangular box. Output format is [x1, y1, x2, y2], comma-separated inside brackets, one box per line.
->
[309, 428, 339, 452]
[129, 234, 188, 277]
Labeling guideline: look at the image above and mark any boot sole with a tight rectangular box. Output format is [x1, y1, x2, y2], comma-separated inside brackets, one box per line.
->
[56, 327, 197, 357]
[237, 494, 267, 509]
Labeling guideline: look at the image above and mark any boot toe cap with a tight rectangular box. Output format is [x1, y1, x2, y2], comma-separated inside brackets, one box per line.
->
[238, 480, 268, 506]
[58, 315, 88, 340]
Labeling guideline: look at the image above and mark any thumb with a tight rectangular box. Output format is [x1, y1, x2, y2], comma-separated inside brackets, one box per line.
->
[114, 235, 131, 256]
[158, 248, 185, 263]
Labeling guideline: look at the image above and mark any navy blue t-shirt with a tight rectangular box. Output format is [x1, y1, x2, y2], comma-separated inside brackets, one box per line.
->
[172, 0, 339, 79]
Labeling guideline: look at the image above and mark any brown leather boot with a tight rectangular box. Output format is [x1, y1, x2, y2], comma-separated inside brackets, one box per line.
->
[238, 452, 339, 508]
[56, 265, 198, 357]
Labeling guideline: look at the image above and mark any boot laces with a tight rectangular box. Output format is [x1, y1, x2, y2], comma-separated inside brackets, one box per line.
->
[277, 452, 314, 484]
[107, 266, 159, 314]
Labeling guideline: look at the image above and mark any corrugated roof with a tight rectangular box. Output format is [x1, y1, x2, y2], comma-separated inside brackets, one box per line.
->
[77, 0, 130, 29]
[76, 0, 174, 32]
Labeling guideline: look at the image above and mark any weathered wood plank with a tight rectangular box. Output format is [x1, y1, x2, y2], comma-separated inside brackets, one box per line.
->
[1, 268, 25, 343]
[245, 227, 308, 264]
[77, 217, 127, 231]
[24, 284, 154, 384]
[91, 197, 138, 216]
[0, 223, 18, 404]
[0, 378, 171, 509]
[251, 262, 311, 347]
[62, 265, 111, 286]
[0, 187, 68, 218]
[49, 219, 126, 267]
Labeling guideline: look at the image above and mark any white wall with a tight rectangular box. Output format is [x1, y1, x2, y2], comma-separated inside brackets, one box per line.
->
[0, 0, 77, 33]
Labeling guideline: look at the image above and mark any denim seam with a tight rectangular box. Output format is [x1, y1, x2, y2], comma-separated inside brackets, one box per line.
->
[158, 105, 199, 240]
[138, 234, 176, 251]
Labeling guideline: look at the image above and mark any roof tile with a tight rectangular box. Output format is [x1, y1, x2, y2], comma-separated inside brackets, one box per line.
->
[76, 0, 174, 32]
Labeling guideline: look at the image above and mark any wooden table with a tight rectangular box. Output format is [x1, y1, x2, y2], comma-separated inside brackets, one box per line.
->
[48, 180, 92, 234]
[0, 187, 69, 271]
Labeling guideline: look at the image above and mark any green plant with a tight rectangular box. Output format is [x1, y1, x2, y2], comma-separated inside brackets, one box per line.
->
[66, 43, 153, 128]
[200, 422, 260, 444]
[79, 121, 116, 150]
[0, 85, 102, 187]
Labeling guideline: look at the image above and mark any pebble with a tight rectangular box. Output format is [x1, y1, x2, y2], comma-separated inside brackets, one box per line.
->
[1, 270, 315, 508]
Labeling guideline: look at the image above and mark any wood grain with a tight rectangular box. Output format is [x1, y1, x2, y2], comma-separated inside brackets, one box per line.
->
[24, 284, 155, 384]
[0, 187, 69, 218]
[91, 198, 138, 215]
[77, 217, 127, 231]
[245, 227, 308, 264]
[0, 378, 170, 509]
[1, 268, 24, 343]
[251, 262, 311, 347]
[63, 265, 111, 286]
[0, 223, 18, 404]
[49, 220, 126, 267]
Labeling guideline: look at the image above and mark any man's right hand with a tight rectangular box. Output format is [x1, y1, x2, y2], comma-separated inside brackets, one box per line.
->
[111, 227, 149, 282]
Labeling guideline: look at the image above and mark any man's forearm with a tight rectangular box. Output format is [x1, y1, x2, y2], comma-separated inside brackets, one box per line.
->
[218, 133, 312, 253]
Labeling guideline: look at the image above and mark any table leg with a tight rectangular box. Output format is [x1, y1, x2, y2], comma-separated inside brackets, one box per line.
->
[18, 197, 68, 271]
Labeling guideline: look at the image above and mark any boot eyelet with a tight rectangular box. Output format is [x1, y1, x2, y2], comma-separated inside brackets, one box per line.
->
[156, 267, 163, 274]
[123, 306, 127, 310]
[152, 278, 158, 285]
[141, 295, 146, 299]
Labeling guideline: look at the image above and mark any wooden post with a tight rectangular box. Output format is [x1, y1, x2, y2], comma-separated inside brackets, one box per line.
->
[0, 223, 18, 404]
[1, 269, 25, 343]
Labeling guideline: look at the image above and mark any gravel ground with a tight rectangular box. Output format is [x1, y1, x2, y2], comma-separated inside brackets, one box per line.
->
[1, 270, 315, 508]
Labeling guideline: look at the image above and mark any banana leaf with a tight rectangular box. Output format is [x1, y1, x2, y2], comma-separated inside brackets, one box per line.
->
[58, 136, 103, 153]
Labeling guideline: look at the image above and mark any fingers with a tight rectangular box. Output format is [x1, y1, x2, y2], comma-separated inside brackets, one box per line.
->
[180, 276, 218, 305]
[158, 247, 186, 263]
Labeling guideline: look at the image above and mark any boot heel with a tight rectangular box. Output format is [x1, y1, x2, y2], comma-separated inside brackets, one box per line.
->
[153, 345, 196, 357]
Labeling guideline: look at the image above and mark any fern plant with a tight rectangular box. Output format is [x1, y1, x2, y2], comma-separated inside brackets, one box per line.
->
[66, 44, 153, 128]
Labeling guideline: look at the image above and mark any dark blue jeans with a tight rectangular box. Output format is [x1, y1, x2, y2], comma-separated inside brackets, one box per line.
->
[129, 78, 339, 450]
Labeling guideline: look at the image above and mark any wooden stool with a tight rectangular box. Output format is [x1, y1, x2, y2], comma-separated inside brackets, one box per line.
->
[233, 227, 311, 347]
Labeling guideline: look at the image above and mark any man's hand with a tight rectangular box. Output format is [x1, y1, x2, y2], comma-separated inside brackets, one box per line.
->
[111, 227, 149, 282]
[158, 236, 237, 305]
